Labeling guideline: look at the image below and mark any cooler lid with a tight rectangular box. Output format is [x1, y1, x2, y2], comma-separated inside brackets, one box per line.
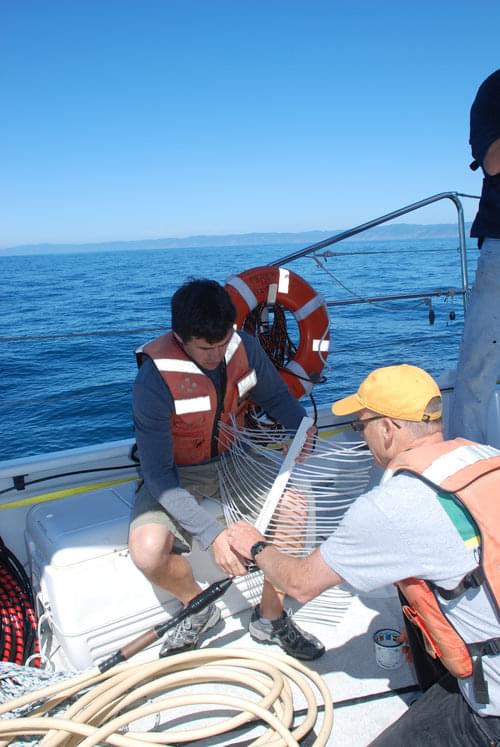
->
[25, 487, 131, 566]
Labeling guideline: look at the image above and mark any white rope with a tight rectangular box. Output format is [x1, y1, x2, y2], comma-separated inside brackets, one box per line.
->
[254, 416, 314, 534]
[218, 420, 373, 622]
[219, 421, 372, 550]
[0, 648, 334, 747]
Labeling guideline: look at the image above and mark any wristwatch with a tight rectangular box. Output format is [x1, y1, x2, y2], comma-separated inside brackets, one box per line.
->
[250, 540, 271, 561]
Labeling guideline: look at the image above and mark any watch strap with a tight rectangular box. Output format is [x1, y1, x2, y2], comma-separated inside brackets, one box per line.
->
[250, 540, 270, 560]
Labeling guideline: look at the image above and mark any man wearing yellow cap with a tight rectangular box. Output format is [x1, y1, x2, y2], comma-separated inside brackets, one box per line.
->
[228, 364, 500, 746]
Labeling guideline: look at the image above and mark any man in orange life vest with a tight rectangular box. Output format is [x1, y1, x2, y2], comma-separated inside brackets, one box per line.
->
[228, 364, 500, 746]
[129, 278, 324, 660]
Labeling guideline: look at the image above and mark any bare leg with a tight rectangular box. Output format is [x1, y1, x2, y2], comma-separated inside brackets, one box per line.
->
[249, 488, 324, 659]
[260, 580, 285, 619]
[259, 487, 307, 619]
[129, 523, 201, 606]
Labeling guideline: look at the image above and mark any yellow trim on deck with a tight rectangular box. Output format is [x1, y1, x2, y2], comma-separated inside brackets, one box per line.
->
[319, 425, 353, 438]
[0, 425, 352, 510]
[0, 477, 137, 510]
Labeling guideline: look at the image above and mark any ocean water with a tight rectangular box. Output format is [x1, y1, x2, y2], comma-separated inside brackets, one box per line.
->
[0, 238, 478, 462]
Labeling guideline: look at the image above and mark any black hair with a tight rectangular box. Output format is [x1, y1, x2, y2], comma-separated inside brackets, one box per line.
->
[171, 278, 236, 343]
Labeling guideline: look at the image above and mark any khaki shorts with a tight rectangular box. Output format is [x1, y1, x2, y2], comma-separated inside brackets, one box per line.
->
[129, 460, 229, 553]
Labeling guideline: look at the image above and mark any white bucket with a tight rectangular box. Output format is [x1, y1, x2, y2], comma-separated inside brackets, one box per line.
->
[373, 628, 403, 669]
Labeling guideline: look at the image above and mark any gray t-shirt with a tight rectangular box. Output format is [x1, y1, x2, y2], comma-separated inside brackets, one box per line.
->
[320, 472, 500, 716]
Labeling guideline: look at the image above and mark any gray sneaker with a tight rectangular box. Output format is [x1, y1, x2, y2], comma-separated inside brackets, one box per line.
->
[249, 606, 325, 660]
[159, 603, 221, 657]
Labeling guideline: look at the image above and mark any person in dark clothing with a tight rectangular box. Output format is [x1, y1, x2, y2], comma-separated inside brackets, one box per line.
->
[129, 278, 324, 659]
[449, 69, 500, 443]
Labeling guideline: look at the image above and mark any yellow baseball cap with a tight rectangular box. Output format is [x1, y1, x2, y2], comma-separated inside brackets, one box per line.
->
[331, 364, 442, 422]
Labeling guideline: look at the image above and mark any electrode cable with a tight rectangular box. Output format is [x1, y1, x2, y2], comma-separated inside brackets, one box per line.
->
[0, 648, 333, 746]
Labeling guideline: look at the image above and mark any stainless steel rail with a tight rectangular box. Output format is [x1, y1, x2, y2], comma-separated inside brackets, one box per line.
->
[271, 191, 471, 311]
[324, 288, 458, 308]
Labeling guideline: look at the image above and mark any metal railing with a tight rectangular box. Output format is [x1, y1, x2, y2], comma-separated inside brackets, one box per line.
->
[272, 191, 472, 311]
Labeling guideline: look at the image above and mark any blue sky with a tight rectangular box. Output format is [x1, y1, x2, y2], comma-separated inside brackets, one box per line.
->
[1, 0, 499, 249]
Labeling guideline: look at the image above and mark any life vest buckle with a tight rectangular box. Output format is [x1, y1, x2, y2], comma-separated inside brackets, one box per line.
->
[482, 639, 500, 656]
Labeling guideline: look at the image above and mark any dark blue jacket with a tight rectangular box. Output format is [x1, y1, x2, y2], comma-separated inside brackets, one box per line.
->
[470, 69, 500, 241]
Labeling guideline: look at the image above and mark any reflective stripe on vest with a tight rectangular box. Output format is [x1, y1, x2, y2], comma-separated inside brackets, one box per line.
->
[423, 442, 500, 485]
[174, 396, 211, 416]
[225, 331, 242, 364]
[237, 370, 257, 399]
[154, 359, 203, 374]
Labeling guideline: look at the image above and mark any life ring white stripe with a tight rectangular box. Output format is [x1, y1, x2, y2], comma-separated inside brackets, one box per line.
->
[286, 360, 313, 395]
[226, 274, 257, 311]
[312, 339, 330, 352]
[294, 293, 325, 322]
[174, 396, 211, 415]
[155, 359, 202, 374]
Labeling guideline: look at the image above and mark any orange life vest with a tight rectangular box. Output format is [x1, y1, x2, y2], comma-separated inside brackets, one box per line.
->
[389, 435, 500, 703]
[138, 331, 256, 465]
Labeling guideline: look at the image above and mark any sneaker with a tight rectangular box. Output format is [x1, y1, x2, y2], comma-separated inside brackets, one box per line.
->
[248, 606, 325, 660]
[159, 603, 221, 657]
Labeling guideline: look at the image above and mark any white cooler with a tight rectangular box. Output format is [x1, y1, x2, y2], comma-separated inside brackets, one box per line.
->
[24, 482, 259, 670]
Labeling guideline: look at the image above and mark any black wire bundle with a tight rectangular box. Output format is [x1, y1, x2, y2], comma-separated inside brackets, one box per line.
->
[242, 303, 297, 434]
[243, 302, 297, 370]
[0, 536, 39, 665]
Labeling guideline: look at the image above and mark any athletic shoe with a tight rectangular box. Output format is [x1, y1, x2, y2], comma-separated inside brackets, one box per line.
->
[248, 606, 325, 660]
[159, 603, 221, 657]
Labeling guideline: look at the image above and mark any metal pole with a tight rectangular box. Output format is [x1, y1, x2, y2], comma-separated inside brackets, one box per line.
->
[271, 192, 471, 317]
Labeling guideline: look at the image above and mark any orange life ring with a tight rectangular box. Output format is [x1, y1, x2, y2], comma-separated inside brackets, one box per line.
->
[225, 266, 330, 398]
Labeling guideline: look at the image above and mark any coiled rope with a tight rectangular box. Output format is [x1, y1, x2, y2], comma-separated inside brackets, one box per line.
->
[0, 537, 39, 666]
[0, 647, 333, 746]
[244, 302, 297, 371]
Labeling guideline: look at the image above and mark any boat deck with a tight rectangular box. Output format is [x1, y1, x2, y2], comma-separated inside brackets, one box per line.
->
[176, 588, 418, 746]
[1, 443, 420, 745]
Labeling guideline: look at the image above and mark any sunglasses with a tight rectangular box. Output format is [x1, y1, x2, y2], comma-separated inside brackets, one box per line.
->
[351, 415, 402, 432]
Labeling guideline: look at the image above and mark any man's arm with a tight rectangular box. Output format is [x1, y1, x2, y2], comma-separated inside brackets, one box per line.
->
[470, 70, 500, 176]
[484, 137, 500, 176]
[227, 520, 344, 603]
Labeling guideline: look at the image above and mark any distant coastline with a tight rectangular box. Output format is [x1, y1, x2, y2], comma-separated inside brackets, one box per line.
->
[0, 222, 473, 256]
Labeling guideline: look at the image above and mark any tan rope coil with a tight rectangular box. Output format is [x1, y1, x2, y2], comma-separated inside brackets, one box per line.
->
[0, 647, 333, 747]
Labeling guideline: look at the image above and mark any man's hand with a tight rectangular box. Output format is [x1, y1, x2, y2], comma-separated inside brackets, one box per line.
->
[226, 520, 265, 561]
[300, 424, 318, 461]
[282, 424, 317, 462]
[211, 528, 248, 577]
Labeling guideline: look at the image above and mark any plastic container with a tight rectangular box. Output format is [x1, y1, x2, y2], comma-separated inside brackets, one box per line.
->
[25, 485, 180, 669]
[24, 484, 255, 669]
[373, 628, 403, 669]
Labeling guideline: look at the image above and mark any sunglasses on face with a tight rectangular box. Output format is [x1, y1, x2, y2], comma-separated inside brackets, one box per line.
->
[351, 415, 402, 432]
